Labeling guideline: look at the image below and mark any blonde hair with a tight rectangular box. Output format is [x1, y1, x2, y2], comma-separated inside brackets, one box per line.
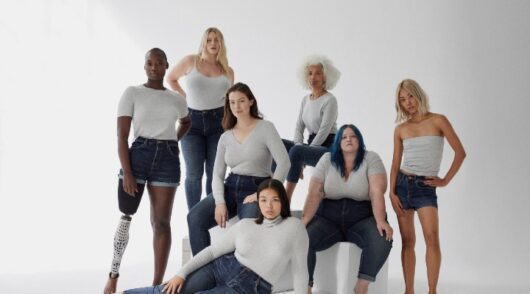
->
[198, 27, 230, 76]
[395, 79, 430, 123]
[297, 55, 341, 90]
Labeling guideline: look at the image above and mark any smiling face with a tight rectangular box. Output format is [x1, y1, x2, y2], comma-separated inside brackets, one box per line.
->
[398, 88, 419, 116]
[228, 90, 253, 119]
[258, 188, 282, 220]
[307, 64, 325, 91]
[340, 127, 359, 154]
[144, 50, 168, 81]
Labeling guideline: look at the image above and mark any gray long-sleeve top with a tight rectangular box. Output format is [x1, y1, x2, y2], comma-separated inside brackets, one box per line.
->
[293, 93, 338, 146]
[212, 119, 291, 204]
[177, 217, 309, 294]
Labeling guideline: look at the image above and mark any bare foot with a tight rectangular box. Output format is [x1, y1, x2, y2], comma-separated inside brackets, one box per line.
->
[103, 275, 118, 294]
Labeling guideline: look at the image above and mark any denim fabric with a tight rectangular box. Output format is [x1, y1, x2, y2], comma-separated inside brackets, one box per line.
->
[307, 198, 392, 283]
[117, 137, 180, 214]
[180, 107, 224, 210]
[282, 133, 334, 183]
[187, 174, 269, 255]
[124, 254, 272, 294]
[395, 171, 438, 210]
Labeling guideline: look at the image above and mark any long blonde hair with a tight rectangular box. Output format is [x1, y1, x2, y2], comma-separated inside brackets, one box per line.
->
[198, 27, 230, 76]
[395, 79, 430, 123]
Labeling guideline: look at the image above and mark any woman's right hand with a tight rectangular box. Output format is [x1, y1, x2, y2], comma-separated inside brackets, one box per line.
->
[390, 192, 405, 217]
[215, 204, 229, 228]
[122, 171, 138, 196]
[162, 275, 185, 294]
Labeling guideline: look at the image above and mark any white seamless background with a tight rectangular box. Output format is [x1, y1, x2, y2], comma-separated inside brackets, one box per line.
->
[0, 1, 529, 293]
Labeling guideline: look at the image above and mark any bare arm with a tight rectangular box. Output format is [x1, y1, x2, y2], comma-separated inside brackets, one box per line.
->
[389, 125, 405, 215]
[117, 116, 136, 196]
[166, 55, 195, 97]
[227, 67, 235, 85]
[425, 115, 467, 187]
[369, 173, 393, 240]
[301, 178, 325, 226]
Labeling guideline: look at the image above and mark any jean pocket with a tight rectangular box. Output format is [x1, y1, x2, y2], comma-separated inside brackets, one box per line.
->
[130, 140, 147, 150]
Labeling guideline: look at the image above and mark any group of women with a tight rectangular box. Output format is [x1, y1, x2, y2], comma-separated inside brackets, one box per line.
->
[103, 27, 466, 294]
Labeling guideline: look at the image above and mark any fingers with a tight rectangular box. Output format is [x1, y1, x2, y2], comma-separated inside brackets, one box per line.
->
[377, 226, 383, 237]
[177, 283, 183, 293]
[162, 282, 169, 293]
[386, 227, 393, 241]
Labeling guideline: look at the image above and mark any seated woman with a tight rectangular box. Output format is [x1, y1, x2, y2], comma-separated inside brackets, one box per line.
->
[120, 179, 309, 294]
[281, 55, 340, 201]
[187, 82, 290, 255]
[301, 124, 393, 294]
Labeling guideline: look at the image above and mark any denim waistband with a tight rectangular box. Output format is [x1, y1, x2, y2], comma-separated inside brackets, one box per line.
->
[227, 173, 270, 181]
[188, 106, 224, 114]
[399, 170, 427, 180]
[135, 136, 177, 145]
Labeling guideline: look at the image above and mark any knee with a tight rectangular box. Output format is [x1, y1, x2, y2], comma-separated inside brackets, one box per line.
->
[289, 145, 304, 162]
[151, 219, 171, 234]
[423, 231, 440, 248]
[401, 235, 416, 249]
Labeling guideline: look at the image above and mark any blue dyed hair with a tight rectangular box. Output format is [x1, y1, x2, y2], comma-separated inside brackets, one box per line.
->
[330, 124, 366, 177]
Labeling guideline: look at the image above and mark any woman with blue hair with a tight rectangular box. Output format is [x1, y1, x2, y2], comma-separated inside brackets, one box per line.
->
[301, 124, 393, 294]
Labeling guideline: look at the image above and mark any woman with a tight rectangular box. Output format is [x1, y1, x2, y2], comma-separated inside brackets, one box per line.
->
[280, 55, 340, 201]
[104, 48, 191, 294]
[166, 27, 234, 209]
[120, 179, 309, 294]
[390, 79, 466, 294]
[302, 124, 393, 294]
[187, 82, 290, 255]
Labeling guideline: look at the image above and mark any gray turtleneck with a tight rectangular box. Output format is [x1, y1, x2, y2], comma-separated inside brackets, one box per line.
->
[177, 217, 309, 293]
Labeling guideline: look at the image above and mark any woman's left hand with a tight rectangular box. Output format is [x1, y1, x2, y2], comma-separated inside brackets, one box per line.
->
[243, 193, 257, 203]
[376, 221, 393, 241]
[162, 275, 185, 294]
[424, 176, 447, 187]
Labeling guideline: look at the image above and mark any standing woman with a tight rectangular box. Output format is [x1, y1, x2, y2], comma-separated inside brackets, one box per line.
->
[187, 82, 290, 255]
[302, 124, 393, 294]
[390, 79, 466, 294]
[103, 48, 191, 294]
[166, 27, 234, 209]
[119, 179, 309, 294]
[281, 55, 340, 201]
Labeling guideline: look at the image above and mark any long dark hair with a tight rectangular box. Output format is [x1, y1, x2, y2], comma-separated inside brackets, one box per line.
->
[222, 82, 262, 130]
[329, 124, 366, 178]
[255, 179, 291, 224]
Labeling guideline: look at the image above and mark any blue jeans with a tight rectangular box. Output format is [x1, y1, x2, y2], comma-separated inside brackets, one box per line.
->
[180, 107, 224, 210]
[307, 198, 392, 284]
[124, 253, 272, 294]
[396, 171, 438, 210]
[187, 174, 269, 255]
[274, 133, 334, 183]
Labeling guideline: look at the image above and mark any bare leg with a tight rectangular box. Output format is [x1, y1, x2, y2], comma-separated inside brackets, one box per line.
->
[285, 181, 297, 202]
[417, 207, 440, 294]
[354, 278, 370, 294]
[148, 185, 176, 285]
[397, 209, 416, 294]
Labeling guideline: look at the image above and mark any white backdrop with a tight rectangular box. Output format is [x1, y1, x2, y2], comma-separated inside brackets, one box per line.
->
[1, 0, 529, 293]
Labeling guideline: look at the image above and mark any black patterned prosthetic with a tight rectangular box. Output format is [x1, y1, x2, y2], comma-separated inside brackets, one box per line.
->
[110, 215, 132, 276]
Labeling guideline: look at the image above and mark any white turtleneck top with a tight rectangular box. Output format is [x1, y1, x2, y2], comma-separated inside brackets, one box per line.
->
[177, 216, 309, 293]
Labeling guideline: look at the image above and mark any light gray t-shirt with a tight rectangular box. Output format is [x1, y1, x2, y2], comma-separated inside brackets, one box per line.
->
[117, 85, 189, 140]
[401, 136, 444, 176]
[312, 151, 386, 201]
[177, 217, 309, 294]
[184, 65, 230, 110]
[293, 93, 338, 146]
[212, 120, 290, 204]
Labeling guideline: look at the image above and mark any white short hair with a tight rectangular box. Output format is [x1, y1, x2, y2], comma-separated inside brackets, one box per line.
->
[297, 55, 341, 90]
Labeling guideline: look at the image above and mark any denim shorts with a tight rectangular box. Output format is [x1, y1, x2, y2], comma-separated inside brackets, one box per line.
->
[117, 137, 180, 215]
[395, 171, 437, 210]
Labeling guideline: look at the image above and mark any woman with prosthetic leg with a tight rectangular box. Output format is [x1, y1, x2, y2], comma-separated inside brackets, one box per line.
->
[104, 48, 191, 294]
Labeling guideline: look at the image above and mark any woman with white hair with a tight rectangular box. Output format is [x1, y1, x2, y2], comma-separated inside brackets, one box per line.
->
[278, 55, 341, 201]
[166, 27, 234, 210]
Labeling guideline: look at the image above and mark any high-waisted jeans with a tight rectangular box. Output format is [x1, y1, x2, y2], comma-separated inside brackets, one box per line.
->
[307, 198, 392, 284]
[187, 173, 269, 255]
[180, 107, 224, 210]
[124, 253, 272, 294]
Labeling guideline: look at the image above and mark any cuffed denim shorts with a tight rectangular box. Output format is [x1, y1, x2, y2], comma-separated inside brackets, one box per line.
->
[395, 170, 437, 210]
[117, 137, 180, 215]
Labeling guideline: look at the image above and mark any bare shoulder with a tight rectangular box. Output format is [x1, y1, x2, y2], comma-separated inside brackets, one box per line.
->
[430, 112, 451, 127]
[394, 122, 407, 138]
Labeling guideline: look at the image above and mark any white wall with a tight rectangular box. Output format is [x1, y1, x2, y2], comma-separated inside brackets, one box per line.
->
[1, 0, 529, 292]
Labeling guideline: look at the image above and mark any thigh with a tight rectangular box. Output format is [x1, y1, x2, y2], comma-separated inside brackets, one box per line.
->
[205, 129, 222, 169]
[124, 284, 165, 294]
[237, 202, 259, 219]
[180, 131, 207, 175]
[148, 186, 176, 222]
[188, 193, 218, 229]
[196, 286, 239, 294]
[307, 215, 343, 251]
[290, 144, 328, 167]
[282, 139, 295, 152]
[118, 179, 146, 215]
[396, 209, 416, 241]
[179, 264, 217, 294]
[346, 217, 388, 248]
[417, 206, 439, 241]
